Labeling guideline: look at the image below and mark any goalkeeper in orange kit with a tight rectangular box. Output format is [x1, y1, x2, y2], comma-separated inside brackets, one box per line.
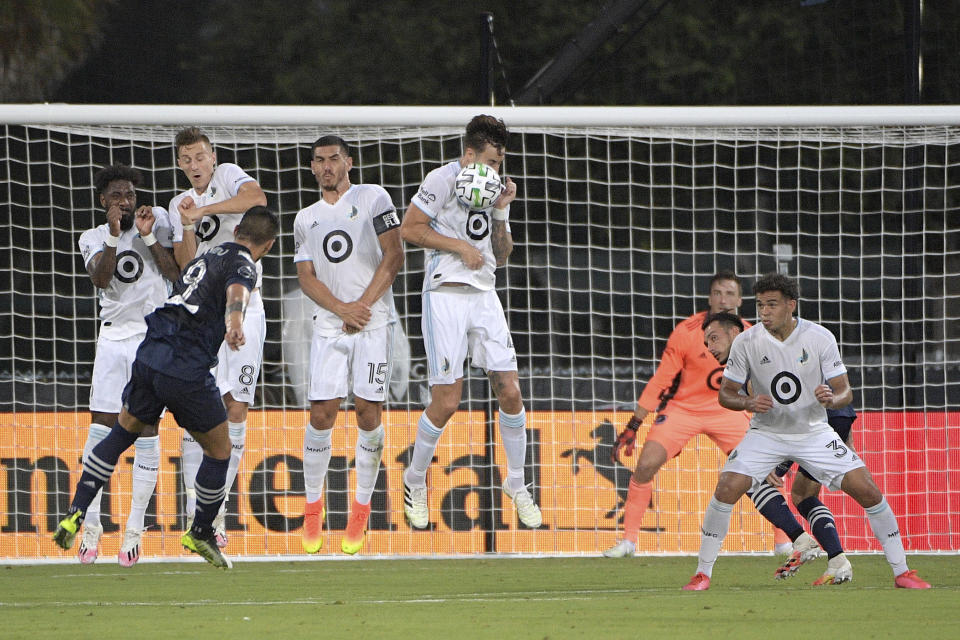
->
[604, 272, 820, 567]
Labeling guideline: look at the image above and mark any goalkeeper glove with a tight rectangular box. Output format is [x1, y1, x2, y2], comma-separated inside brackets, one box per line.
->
[611, 415, 643, 465]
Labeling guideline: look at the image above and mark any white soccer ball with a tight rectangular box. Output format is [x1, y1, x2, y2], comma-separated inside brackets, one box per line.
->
[455, 162, 502, 211]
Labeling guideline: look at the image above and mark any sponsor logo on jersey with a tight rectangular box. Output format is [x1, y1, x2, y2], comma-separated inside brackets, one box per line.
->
[833, 360, 842, 367]
[310, 220, 320, 229]
[417, 187, 436, 203]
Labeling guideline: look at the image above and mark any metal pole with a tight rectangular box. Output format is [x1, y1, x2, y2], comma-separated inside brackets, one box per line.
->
[479, 12, 495, 106]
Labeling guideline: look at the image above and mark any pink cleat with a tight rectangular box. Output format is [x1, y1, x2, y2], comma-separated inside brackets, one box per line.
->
[894, 570, 931, 589]
[682, 572, 711, 591]
[77, 523, 103, 565]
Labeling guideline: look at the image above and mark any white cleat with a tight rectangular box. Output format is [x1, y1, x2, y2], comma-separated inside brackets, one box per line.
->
[403, 480, 429, 530]
[602, 539, 636, 558]
[212, 509, 228, 549]
[774, 532, 822, 579]
[502, 481, 543, 529]
[77, 522, 103, 565]
[118, 529, 144, 568]
[813, 553, 853, 586]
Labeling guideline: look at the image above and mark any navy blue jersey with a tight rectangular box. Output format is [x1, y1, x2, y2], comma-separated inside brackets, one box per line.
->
[137, 242, 257, 380]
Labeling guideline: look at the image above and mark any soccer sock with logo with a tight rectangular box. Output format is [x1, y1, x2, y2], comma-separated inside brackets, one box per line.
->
[354, 425, 385, 505]
[81, 423, 112, 527]
[748, 481, 804, 541]
[404, 412, 443, 488]
[181, 432, 204, 517]
[222, 421, 247, 511]
[498, 407, 528, 492]
[695, 496, 734, 578]
[796, 496, 843, 558]
[72, 423, 139, 515]
[622, 478, 653, 545]
[192, 454, 229, 534]
[864, 498, 909, 576]
[303, 425, 333, 504]
[126, 435, 160, 532]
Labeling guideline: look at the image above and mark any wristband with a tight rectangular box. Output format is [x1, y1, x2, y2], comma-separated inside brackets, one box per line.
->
[104, 234, 119, 248]
[491, 206, 509, 221]
[625, 415, 642, 433]
[141, 232, 157, 247]
[182, 223, 195, 232]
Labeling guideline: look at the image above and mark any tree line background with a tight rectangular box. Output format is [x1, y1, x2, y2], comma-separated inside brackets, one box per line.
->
[2, 0, 958, 105]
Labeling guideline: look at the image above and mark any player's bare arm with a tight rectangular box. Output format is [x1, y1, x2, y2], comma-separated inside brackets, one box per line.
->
[400, 203, 483, 270]
[296, 260, 371, 331]
[490, 177, 517, 265]
[134, 205, 181, 282]
[356, 226, 404, 314]
[88, 205, 123, 288]
[718, 377, 772, 413]
[818, 374, 853, 409]
[172, 196, 199, 268]
[224, 282, 250, 351]
[189, 181, 267, 221]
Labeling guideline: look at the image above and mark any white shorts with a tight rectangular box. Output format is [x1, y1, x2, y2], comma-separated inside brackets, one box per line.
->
[723, 427, 866, 491]
[308, 324, 394, 402]
[214, 297, 266, 404]
[89, 333, 144, 413]
[422, 286, 517, 386]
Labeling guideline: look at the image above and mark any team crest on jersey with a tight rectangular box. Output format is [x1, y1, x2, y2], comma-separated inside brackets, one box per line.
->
[798, 348, 809, 365]
[349, 206, 358, 220]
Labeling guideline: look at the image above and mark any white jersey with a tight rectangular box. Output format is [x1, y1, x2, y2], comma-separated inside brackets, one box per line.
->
[78, 207, 174, 341]
[410, 160, 509, 292]
[293, 184, 400, 337]
[723, 318, 848, 436]
[168, 162, 264, 292]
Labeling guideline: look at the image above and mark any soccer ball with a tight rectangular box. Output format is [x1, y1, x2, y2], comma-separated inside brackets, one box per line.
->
[455, 163, 502, 211]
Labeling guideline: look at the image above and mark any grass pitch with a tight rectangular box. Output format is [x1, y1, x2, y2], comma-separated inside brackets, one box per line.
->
[2, 555, 957, 639]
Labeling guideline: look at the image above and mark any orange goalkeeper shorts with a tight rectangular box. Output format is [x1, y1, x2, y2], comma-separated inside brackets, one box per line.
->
[644, 406, 751, 460]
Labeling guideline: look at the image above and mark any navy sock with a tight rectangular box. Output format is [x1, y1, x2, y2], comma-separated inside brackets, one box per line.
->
[797, 496, 844, 558]
[72, 423, 138, 514]
[749, 481, 804, 540]
[192, 454, 229, 536]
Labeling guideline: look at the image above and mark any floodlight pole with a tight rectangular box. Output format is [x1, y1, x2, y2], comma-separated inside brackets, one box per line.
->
[479, 12, 495, 106]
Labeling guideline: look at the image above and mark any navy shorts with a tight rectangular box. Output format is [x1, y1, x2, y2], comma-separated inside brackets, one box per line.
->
[122, 360, 227, 433]
[798, 414, 857, 481]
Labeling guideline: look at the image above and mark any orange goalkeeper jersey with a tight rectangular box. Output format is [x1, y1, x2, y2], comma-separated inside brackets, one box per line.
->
[637, 310, 750, 415]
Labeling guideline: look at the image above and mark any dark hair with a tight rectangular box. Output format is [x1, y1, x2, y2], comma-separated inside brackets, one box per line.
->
[709, 270, 741, 294]
[236, 206, 280, 244]
[753, 272, 800, 300]
[94, 164, 142, 194]
[311, 135, 350, 158]
[174, 127, 212, 154]
[702, 311, 744, 332]
[464, 115, 509, 154]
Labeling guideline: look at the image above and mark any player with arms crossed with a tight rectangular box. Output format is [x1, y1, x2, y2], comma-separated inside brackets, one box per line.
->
[77, 164, 180, 566]
[606, 272, 809, 558]
[683, 273, 930, 590]
[168, 127, 268, 547]
[294, 135, 403, 554]
[399, 115, 542, 529]
[703, 312, 853, 583]
[55, 206, 279, 569]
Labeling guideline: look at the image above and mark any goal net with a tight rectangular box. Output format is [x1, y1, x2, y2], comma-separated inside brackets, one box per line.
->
[1, 105, 958, 560]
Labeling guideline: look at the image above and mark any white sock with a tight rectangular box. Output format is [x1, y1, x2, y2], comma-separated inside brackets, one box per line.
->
[404, 412, 443, 488]
[498, 407, 527, 491]
[181, 432, 203, 517]
[303, 425, 332, 504]
[82, 423, 112, 527]
[125, 435, 159, 532]
[696, 497, 734, 577]
[355, 425, 385, 505]
[865, 498, 909, 575]
[223, 421, 247, 512]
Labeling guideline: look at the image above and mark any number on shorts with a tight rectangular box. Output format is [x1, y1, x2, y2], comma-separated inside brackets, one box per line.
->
[826, 439, 848, 458]
[367, 362, 388, 385]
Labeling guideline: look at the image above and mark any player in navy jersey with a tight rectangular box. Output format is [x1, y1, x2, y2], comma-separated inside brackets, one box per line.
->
[54, 207, 279, 569]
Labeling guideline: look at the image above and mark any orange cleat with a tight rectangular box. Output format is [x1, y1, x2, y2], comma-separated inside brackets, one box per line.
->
[302, 498, 325, 554]
[894, 569, 931, 589]
[341, 500, 372, 555]
[682, 572, 711, 591]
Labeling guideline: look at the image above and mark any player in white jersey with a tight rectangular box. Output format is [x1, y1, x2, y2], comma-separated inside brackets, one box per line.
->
[399, 115, 542, 530]
[167, 127, 268, 548]
[293, 135, 403, 555]
[683, 273, 931, 590]
[76, 164, 180, 566]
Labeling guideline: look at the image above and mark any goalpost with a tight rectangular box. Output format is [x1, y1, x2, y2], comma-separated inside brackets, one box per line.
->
[1, 105, 958, 561]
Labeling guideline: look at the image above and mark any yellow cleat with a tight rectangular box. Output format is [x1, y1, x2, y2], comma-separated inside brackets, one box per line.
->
[53, 510, 83, 550]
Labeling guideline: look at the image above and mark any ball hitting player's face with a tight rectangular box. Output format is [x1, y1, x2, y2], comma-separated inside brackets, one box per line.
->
[470, 143, 505, 174]
[311, 145, 353, 191]
[100, 179, 137, 231]
[177, 141, 217, 192]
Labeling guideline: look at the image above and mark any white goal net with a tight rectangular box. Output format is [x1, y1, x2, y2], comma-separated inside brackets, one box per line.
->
[1, 105, 958, 560]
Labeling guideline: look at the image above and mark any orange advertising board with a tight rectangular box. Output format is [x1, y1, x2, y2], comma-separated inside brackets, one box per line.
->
[0, 410, 778, 560]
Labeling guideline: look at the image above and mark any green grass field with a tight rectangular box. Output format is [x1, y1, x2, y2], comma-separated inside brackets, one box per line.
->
[2, 555, 957, 639]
